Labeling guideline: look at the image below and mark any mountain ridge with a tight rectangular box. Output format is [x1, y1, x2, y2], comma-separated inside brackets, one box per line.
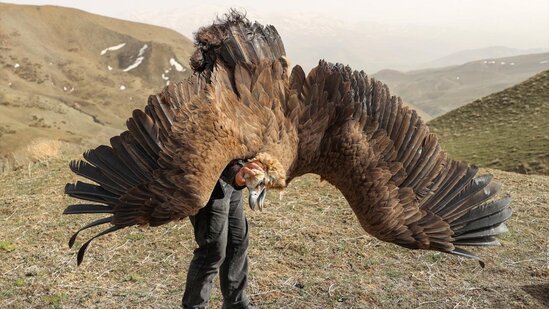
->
[374, 52, 549, 117]
[421, 46, 548, 69]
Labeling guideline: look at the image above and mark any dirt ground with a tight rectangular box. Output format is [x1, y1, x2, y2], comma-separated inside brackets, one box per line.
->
[0, 159, 547, 308]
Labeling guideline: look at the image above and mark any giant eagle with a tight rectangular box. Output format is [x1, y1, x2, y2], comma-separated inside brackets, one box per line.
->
[64, 13, 512, 270]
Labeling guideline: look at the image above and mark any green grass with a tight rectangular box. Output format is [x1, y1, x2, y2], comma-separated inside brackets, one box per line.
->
[0, 240, 16, 252]
[429, 70, 549, 175]
[14, 277, 25, 287]
[384, 269, 402, 279]
[125, 272, 144, 283]
[43, 294, 63, 308]
[127, 232, 145, 241]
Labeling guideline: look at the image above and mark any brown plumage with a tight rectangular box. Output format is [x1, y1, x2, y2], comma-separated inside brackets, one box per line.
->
[65, 12, 511, 267]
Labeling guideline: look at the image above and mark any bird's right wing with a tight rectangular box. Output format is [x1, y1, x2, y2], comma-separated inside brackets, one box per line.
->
[64, 13, 296, 265]
[64, 80, 207, 264]
[65, 53, 296, 265]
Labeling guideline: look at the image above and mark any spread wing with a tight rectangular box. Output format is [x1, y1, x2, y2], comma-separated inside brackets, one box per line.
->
[64, 15, 293, 265]
[288, 61, 512, 264]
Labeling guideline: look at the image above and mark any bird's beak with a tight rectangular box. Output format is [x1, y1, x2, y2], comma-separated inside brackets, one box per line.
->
[248, 183, 267, 211]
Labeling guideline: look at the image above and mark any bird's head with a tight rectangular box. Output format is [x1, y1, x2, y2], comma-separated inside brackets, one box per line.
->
[239, 153, 286, 210]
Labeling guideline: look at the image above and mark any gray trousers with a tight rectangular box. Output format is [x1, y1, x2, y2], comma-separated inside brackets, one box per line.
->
[182, 179, 251, 309]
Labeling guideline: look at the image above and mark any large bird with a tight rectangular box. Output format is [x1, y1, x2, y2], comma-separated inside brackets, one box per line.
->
[64, 13, 512, 268]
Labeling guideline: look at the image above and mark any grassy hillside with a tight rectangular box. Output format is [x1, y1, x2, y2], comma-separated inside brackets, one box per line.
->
[0, 158, 547, 308]
[375, 53, 549, 117]
[0, 4, 194, 166]
[429, 71, 549, 176]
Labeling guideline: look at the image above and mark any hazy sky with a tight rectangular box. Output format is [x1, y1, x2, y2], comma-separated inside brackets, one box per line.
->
[7, 0, 548, 36]
[5, 0, 549, 71]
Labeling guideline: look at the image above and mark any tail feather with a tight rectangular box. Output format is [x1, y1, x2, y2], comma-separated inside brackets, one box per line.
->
[419, 164, 511, 266]
[454, 223, 508, 240]
[84, 146, 141, 186]
[454, 207, 513, 236]
[64, 182, 119, 205]
[450, 247, 486, 268]
[69, 160, 125, 195]
[64, 204, 114, 215]
[110, 135, 151, 181]
[450, 196, 511, 226]
[68, 216, 113, 248]
[77, 226, 122, 266]
[443, 182, 502, 224]
[438, 174, 492, 217]
[453, 236, 500, 246]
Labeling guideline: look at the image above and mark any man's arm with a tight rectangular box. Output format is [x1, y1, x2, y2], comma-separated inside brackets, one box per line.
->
[220, 160, 246, 190]
[221, 160, 265, 190]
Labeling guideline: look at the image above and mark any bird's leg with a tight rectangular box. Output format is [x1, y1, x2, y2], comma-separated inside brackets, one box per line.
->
[243, 163, 267, 210]
[248, 181, 267, 210]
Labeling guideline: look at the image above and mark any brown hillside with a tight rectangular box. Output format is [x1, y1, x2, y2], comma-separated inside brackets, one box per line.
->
[0, 4, 194, 165]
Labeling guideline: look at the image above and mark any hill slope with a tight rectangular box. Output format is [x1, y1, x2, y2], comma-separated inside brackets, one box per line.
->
[375, 53, 549, 117]
[0, 4, 194, 161]
[429, 70, 549, 175]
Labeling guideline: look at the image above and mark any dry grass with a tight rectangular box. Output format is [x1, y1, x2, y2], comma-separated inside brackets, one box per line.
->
[0, 139, 83, 175]
[0, 159, 547, 308]
[24, 139, 63, 162]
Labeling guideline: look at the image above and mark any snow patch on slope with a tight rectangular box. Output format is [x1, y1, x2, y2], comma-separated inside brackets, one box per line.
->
[100, 43, 126, 55]
[122, 44, 148, 72]
[169, 58, 185, 72]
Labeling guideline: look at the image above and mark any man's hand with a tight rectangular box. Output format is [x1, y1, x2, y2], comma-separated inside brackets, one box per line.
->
[235, 161, 265, 187]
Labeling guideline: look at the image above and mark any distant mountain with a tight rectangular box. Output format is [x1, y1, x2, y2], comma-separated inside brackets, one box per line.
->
[421, 46, 548, 69]
[428, 70, 549, 175]
[0, 4, 194, 158]
[123, 8, 476, 73]
[375, 52, 549, 117]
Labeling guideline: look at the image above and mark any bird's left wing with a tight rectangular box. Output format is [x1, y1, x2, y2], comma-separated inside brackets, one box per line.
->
[288, 61, 511, 264]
